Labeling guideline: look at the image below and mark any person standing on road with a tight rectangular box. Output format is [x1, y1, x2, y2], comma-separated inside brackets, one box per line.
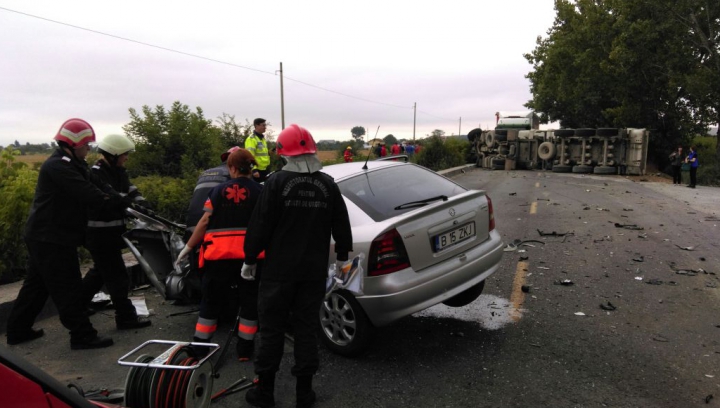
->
[669, 146, 683, 185]
[6, 118, 129, 350]
[245, 118, 271, 182]
[686, 146, 699, 188]
[80, 134, 152, 331]
[241, 124, 353, 408]
[176, 149, 263, 361]
[343, 146, 353, 162]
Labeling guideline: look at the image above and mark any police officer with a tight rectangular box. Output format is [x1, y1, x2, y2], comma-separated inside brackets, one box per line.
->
[242, 124, 353, 408]
[6, 118, 128, 350]
[176, 149, 263, 361]
[80, 134, 152, 330]
[244, 118, 271, 182]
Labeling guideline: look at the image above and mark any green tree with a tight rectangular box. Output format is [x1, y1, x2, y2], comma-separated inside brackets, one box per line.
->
[351, 126, 366, 141]
[428, 130, 445, 138]
[383, 134, 398, 145]
[122, 101, 224, 178]
[525, 0, 719, 166]
[216, 113, 253, 148]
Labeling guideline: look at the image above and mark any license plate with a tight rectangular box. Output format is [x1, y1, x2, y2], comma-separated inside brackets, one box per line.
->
[434, 222, 475, 251]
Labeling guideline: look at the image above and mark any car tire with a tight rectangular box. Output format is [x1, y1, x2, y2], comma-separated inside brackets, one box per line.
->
[442, 281, 486, 307]
[593, 165, 617, 175]
[552, 164, 572, 173]
[467, 128, 483, 143]
[319, 290, 374, 357]
[572, 165, 594, 173]
[537, 142, 556, 160]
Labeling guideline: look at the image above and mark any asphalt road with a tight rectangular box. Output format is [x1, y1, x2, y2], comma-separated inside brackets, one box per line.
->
[3, 168, 719, 408]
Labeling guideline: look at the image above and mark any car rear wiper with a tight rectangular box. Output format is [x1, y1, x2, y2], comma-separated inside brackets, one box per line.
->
[394, 195, 448, 210]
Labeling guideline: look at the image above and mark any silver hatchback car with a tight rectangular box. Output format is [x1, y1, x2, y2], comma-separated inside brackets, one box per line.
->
[320, 159, 504, 356]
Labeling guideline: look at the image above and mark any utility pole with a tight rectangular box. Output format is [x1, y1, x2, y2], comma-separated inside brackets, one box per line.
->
[459, 117, 462, 137]
[413, 102, 417, 141]
[279, 62, 285, 129]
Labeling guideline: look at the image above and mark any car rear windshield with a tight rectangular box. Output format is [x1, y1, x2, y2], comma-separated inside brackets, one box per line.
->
[338, 165, 467, 222]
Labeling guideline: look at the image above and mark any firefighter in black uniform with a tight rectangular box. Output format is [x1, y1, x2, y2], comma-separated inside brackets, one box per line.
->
[176, 148, 263, 361]
[80, 134, 152, 330]
[6, 118, 129, 350]
[242, 124, 353, 408]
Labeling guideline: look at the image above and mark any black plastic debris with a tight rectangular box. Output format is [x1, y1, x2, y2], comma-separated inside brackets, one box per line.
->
[706, 394, 713, 404]
[554, 279, 574, 286]
[652, 335, 670, 342]
[632, 256, 645, 262]
[599, 301, 617, 311]
[623, 208, 634, 211]
[521, 285, 531, 293]
[537, 229, 568, 237]
[614, 223, 644, 230]
[700, 257, 706, 261]
[509, 192, 517, 196]
[646, 279, 663, 285]
[537, 198, 550, 201]
[519, 255, 529, 261]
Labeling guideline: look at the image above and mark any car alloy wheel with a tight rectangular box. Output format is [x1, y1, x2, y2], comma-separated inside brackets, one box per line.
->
[319, 290, 373, 357]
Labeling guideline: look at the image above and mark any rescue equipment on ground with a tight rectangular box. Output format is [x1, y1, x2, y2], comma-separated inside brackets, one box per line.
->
[118, 340, 219, 408]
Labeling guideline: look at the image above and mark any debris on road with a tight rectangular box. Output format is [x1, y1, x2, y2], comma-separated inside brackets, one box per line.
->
[652, 335, 670, 342]
[623, 208, 634, 212]
[521, 285, 531, 293]
[646, 279, 663, 285]
[537, 266, 550, 270]
[519, 255, 529, 261]
[509, 192, 517, 196]
[574, 312, 586, 316]
[599, 301, 617, 311]
[635, 277, 643, 281]
[705, 394, 713, 404]
[554, 279, 574, 286]
[537, 230, 569, 237]
[615, 223, 644, 230]
[675, 244, 699, 251]
[632, 256, 645, 262]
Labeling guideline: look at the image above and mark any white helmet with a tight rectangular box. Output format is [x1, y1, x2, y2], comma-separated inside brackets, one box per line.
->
[98, 134, 135, 156]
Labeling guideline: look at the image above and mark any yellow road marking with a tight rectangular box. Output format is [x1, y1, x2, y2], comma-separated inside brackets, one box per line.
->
[509, 261, 528, 322]
[529, 202, 537, 215]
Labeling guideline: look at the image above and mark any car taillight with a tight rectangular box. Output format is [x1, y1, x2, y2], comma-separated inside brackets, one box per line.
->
[487, 195, 495, 231]
[368, 228, 410, 276]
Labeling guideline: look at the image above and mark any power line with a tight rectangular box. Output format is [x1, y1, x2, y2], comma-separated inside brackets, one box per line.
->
[0, 6, 421, 113]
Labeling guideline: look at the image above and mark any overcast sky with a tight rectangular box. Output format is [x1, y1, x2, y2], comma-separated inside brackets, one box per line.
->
[0, 1, 558, 146]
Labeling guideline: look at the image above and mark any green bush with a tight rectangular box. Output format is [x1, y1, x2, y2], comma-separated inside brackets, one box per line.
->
[692, 136, 719, 186]
[131, 174, 197, 223]
[413, 136, 466, 171]
[0, 147, 37, 281]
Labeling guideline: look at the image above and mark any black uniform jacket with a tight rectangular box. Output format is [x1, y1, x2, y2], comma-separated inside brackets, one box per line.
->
[24, 149, 120, 247]
[85, 159, 145, 250]
[185, 164, 230, 231]
[244, 170, 353, 281]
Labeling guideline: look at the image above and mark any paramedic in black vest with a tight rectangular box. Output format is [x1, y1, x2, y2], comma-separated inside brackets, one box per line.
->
[176, 148, 263, 361]
[80, 134, 152, 330]
[241, 124, 353, 408]
[6, 118, 129, 350]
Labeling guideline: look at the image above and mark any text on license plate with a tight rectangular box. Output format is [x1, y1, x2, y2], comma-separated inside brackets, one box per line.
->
[434, 222, 475, 251]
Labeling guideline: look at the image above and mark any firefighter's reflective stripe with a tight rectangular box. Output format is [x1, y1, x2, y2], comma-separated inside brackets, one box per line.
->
[194, 181, 221, 192]
[201, 228, 265, 261]
[87, 219, 124, 227]
[238, 318, 258, 340]
[194, 317, 218, 339]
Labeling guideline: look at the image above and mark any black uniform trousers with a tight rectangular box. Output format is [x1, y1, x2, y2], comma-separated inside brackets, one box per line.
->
[81, 247, 136, 322]
[255, 279, 325, 377]
[199, 260, 259, 327]
[7, 238, 97, 342]
[689, 167, 697, 187]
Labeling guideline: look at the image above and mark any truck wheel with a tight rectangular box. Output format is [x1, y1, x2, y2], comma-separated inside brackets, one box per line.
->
[597, 128, 619, 137]
[538, 142, 556, 160]
[552, 164, 572, 173]
[485, 133, 495, 147]
[442, 281, 486, 307]
[572, 165, 594, 173]
[467, 128, 483, 143]
[593, 166, 617, 175]
[319, 290, 374, 357]
[575, 129, 596, 137]
[554, 129, 574, 138]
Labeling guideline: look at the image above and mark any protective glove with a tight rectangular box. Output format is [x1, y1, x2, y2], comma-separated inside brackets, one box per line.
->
[175, 244, 192, 266]
[241, 263, 257, 281]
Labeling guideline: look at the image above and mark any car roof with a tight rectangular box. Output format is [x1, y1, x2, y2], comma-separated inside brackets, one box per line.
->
[322, 160, 407, 181]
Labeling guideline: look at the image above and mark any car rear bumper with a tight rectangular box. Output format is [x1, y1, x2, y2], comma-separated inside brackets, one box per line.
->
[358, 230, 504, 326]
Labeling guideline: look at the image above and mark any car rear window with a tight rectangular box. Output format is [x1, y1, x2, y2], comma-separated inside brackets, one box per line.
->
[338, 164, 467, 222]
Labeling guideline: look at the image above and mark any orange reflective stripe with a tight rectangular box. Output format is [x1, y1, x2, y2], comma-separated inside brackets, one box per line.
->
[195, 322, 217, 334]
[238, 323, 258, 335]
[202, 230, 266, 261]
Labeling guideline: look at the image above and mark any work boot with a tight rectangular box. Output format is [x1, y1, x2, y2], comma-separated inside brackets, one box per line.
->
[6, 328, 44, 345]
[70, 335, 114, 350]
[116, 316, 152, 330]
[190, 336, 210, 359]
[246, 374, 276, 408]
[296, 375, 316, 408]
[236, 338, 254, 362]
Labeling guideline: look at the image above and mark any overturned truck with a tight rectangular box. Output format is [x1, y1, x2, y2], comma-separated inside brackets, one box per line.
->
[468, 127, 650, 176]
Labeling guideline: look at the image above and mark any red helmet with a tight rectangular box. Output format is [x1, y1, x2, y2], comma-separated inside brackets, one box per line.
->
[54, 118, 96, 148]
[276, 124, 317, 157]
